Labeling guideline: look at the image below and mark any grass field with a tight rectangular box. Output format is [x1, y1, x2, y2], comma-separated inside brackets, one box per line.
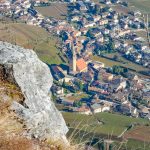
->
[65, 93, 90, 102]
[34, 3, 67, 20]
[97, 0, 150, 14]
[124, 139, 150, 150]
[63, 112, 149, 136]
[63, 112, 150, 149]
[0, 22, 65, 64]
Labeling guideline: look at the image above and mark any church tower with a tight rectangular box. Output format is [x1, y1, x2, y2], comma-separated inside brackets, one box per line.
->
[72, 42, 76, 73]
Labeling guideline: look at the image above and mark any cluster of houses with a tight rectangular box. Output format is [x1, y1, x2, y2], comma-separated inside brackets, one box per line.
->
[50, 0, 150, 119]
[61, 0, 149, 67]
[1, 0, 149, 67]
[1, 0, 150, 119]
[51, 56, 150, 119]
[0, 0, 55, 29]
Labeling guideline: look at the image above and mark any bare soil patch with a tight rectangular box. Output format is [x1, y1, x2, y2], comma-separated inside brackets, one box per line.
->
[124, 126, 150, 142]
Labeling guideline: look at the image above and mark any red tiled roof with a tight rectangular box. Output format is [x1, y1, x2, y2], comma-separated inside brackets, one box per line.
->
[76, 58, 87, 72]
[76, 106, 90, 112]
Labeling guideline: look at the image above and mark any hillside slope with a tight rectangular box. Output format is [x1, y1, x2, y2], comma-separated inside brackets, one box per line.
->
[0, 22, 63, 64]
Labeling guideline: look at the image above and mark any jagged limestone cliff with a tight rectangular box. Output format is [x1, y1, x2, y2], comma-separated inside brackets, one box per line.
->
[0, 41, 68, 144]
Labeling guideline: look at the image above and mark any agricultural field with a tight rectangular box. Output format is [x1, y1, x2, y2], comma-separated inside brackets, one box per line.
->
[63, 112, 150, 149]
[127, 0, 150, 14]
[124, 139, 150, 150]
[112, 0, 150, 16]
[124, 126, 150, 142]
[112, 5, 129, 15]
[0, 22, 65, 64]
[34, 3, 67, 20]
[96, 0, 150, 14]
[63, 112, 149, 136]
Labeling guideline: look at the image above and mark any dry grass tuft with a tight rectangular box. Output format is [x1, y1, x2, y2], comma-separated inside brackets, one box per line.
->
[0, 134, 34, 150]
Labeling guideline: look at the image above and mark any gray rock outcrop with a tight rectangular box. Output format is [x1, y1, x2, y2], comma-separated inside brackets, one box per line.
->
[0, 41, 68, 143]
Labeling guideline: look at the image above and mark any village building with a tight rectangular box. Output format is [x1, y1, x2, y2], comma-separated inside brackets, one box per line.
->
[91, 103, 110, 113]
[51, 65, 72, 83]
[115, 103, 138, 117]
[91, 61, 105, 69]
[76, 58, 88, 73]
[73, 106, 91, 115]
[102, 72, 114, 82]
[139, 106, 150, 118]
[51, 85, 64, 95]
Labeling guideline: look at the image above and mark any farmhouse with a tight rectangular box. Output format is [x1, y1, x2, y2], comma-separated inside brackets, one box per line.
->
[73, 106, 91, 115]
[91, 103, 110, 113]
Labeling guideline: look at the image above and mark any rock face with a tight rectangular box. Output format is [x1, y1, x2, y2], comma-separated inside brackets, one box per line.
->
[0, 41, 68, 143]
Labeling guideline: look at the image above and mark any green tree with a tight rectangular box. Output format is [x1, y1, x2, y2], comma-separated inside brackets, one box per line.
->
[98, 141, 105, 150]
[94, 4, 100, 14]
[64, 89, 68, 94]
[109, 144, 113, 150]
[112, 65, 128, 75]
[107, 41, 115, 53]
[113, 55, 119, 61]
[62, 80, 66, 88]
[78, 81, 84, 91]
[87, 29, 94, 39]
[73, 101, 82, 107]
[60, 31, 68, 41]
